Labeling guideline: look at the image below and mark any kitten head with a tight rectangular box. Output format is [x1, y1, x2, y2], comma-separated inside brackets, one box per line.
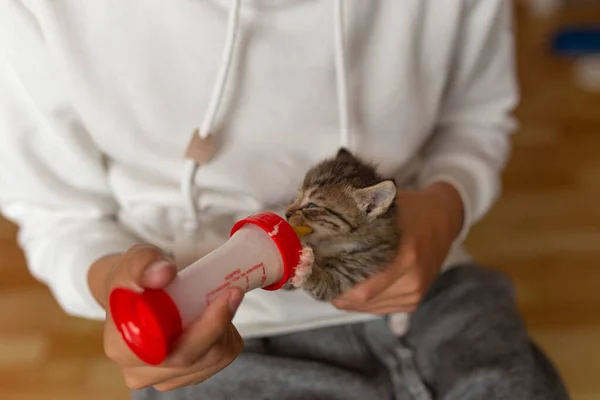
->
[285, 148, 397, 242]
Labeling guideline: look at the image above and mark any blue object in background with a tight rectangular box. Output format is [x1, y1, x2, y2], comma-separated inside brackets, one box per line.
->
[551, 26, 600, 56]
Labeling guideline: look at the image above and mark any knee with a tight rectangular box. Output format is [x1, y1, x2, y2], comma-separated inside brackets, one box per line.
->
[406, 264, 524, 348]
[424, 264, 516, 304]
[448, 264, 513, 289]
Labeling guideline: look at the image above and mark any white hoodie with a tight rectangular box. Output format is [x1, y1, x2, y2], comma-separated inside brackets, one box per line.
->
[0, 0, 517, 338]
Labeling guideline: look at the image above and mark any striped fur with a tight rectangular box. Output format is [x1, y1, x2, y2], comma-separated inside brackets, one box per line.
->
[284, 148, 400, 301]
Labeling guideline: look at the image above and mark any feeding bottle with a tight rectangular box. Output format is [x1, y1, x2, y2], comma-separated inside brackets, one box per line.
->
[109, 212, 310, 366]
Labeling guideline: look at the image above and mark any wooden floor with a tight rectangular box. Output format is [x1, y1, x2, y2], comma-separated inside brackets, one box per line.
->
[1, 4, 599, 400]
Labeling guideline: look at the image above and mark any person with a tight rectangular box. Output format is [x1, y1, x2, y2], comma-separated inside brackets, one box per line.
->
[0, 1, 570, 399]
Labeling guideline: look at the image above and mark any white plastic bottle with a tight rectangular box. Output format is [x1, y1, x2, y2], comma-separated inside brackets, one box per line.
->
[109, 212, 304, 365]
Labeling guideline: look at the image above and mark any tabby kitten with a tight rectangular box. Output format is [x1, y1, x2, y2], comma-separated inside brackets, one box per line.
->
[284, 148, 400, 301]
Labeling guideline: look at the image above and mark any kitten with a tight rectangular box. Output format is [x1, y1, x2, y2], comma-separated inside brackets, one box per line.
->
[284, 148, 400, 301]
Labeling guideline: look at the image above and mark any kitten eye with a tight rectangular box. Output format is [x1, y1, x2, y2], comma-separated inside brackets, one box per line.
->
[305, 203, 319, 209]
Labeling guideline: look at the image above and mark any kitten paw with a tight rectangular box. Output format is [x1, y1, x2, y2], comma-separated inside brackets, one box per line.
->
[290, 247, 314, 287]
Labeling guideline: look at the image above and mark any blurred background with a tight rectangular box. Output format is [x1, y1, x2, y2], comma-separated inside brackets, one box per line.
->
[1, 1, 599, 399]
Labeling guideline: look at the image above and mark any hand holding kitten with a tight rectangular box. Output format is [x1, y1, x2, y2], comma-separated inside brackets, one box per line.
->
[331, 182, 464, 314]
[284, 148, 464, 314]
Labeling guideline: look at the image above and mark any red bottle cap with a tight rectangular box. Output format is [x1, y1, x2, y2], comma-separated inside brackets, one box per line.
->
[109, 212, 301, 365]
[230, 211, 302, 290]
[109, 287, 182, 366]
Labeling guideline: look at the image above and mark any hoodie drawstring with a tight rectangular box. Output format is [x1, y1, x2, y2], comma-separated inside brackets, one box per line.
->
[182, 0, 350, 230]
[334, 0, 350, 149]
[181, 0, 241, 232]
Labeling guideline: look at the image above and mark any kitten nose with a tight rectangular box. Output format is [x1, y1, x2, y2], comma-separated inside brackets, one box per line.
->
[285, 209, 294, 219]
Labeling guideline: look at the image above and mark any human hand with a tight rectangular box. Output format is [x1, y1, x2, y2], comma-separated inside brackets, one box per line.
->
[88, 244, 245, 392]
[331, 182, 464, 314]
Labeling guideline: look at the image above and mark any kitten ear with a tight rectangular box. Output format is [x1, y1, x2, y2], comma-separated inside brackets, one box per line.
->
[335, 147, 355, 162]
[353, 180, 397, 219]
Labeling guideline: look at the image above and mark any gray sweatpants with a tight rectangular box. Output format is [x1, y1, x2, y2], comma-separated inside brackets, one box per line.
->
[133, 264, 570, 399]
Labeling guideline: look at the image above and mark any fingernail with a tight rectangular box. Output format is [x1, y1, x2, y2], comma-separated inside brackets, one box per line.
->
[144, 259, 173, 276]
[228, 288, 244, 315]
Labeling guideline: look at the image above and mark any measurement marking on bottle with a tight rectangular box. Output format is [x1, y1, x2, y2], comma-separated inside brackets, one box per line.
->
[206, 262, 266, 304]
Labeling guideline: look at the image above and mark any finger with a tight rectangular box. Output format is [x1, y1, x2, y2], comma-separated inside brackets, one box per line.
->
[104, 320, 143, 367]
[350, 270, 423, 307]
[140, 258, 178, 289]
[109, 243, 177, 291]
[345, 291, 422, 313]
[152, 326, 244, 392]
[335, 252, 427, 308]
[332, 262, 422, 311]
[352, 304, 419, 315]
[333, 266, 406, 305]
[152, 358, 226, 391]
[119, 335, 230, 390]
[334, 244, 417, 305]
[119, 327, 237, 390]
[333, 289, 420, 314]
[333, 288, 419, 311]
[161, 287, 244, 368]
[365, 285, 426, 308]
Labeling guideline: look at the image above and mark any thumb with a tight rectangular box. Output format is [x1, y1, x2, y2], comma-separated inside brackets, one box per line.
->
[163, 287, 245, 366]
[111, 244, 177, 291]
[141, 259, 177, 289]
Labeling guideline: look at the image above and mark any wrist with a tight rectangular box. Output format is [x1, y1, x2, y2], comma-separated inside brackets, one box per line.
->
[87, 253, 122, 309]
[421, 182, 465, 241]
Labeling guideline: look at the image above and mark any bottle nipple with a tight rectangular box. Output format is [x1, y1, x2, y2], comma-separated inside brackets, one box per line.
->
[292, 225, 312, 238]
